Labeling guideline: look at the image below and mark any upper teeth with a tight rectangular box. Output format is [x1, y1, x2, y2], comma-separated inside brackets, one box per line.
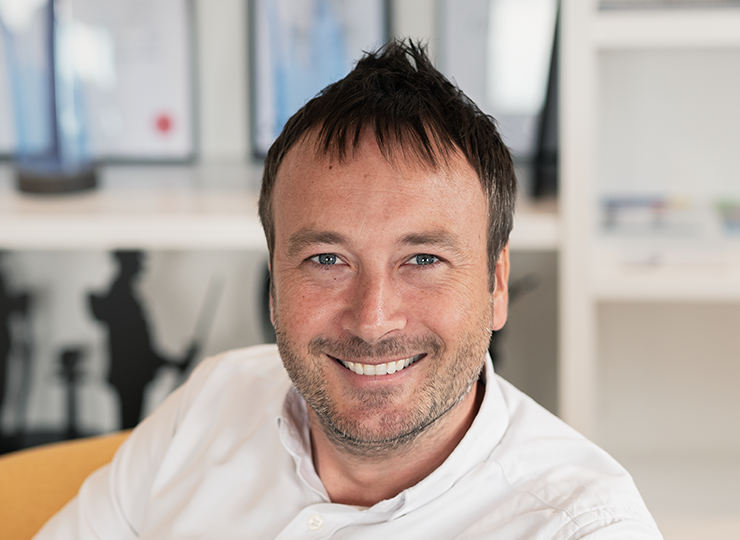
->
[339, 355, 420, 376]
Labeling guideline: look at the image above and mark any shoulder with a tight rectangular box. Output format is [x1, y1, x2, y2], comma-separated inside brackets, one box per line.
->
[463, 376, 662, 539]
[177, 344, 291, 418]
[117, 345, 291, 500]
[193, 343, 287, 381]
[116, 344, 290, 450]
[39, 345, 293, 538]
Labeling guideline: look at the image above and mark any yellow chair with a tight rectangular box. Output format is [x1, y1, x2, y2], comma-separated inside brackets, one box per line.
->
[0, 431, 130, 540]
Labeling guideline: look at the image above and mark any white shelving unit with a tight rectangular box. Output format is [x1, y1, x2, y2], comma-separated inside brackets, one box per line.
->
[561, 2, 740, 537]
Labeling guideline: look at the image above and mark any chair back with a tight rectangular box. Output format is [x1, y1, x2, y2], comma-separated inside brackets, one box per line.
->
[0, 431, 129, 540]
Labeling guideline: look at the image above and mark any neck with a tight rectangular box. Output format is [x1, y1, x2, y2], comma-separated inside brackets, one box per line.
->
[308, 380, 484, 507]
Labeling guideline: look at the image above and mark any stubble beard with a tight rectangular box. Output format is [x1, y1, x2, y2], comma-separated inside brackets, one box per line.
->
[274, 317, 492, 459]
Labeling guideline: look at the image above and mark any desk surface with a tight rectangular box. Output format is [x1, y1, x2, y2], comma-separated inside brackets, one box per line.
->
[0, 163, 559, 251]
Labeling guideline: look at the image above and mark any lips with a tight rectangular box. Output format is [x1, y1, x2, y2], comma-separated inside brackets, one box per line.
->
[336, 354, 422, 376]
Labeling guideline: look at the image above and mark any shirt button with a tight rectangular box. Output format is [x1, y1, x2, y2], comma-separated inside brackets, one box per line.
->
[306, 513, 324, 530]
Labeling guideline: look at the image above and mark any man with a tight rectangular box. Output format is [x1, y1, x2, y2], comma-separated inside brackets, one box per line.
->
[36, 41, 662, 539]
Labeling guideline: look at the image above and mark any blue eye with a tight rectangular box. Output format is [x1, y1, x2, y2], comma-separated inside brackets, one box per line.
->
[411, 254, 437, 266]
[314, 253, 337, 265]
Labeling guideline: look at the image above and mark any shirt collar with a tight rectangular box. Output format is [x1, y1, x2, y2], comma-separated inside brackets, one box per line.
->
[397, 355, 509, 514]
[277, 386, 331, 501]
[276, 354, 509, 513]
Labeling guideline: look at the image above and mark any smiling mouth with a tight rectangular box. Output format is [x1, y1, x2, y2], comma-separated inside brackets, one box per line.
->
[335, 354, 422, 376]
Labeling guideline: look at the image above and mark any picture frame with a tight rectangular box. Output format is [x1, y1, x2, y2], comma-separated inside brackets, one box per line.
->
[0, 0, 195, 162]
[250, 0, 387, 157]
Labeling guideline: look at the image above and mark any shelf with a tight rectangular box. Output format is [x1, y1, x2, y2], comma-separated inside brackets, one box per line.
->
[593, 264, 740, 302]
[0, 163, 266, 250]
[591, 8, 740, 49]
[594, 273, 740, 301]
[591, 243, 740, 300]
[0, 163, 560, 252]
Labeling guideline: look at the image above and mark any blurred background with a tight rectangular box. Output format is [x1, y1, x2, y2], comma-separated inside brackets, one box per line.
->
[0, 1, 739, 538]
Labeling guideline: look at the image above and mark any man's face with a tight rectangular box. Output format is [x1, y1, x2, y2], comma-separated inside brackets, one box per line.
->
[270, 133, 509, 455]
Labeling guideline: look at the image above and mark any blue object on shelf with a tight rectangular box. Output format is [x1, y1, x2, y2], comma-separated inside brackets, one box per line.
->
[0, 0, 96, 193]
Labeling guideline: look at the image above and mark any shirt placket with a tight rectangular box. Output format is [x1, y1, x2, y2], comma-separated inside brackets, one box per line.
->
[273, 503, 359, 539]
[273, 498, 404, 540]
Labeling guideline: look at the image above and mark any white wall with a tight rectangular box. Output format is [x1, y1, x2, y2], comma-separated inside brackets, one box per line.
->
[195, 0, 250, 161]
[391, 0, 438, 54]
[598, 302, 740, 457]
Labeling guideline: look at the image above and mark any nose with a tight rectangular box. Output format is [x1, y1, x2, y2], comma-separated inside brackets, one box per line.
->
[341, 269, 407, 343]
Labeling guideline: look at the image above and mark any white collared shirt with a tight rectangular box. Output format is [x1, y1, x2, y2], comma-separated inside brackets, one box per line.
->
[35, 345, 662, 539]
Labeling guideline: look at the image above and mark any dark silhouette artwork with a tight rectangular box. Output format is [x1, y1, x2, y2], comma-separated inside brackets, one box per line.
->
[58, 347, 85, 439]
[89, 251, 197, 430]
[0, 260, 29, 422]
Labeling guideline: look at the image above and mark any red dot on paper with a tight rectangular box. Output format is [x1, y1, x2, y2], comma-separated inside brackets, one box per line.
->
[155, 114, 173, 134]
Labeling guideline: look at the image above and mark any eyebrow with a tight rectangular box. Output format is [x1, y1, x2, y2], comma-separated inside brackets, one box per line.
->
[400, 231, 465, 255]
[286, 229, 465, 258]
[287, 229, 349, 258]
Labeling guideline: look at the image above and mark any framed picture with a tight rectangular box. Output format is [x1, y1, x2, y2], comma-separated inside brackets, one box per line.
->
[438, 0, 557, 159]
[0, 0, 195, 161]
[438, 0, 558, 197]
[251, 0, 387, 157]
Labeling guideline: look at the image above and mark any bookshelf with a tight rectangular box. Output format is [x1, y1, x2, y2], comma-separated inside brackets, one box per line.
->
[560, 1, 740, 537]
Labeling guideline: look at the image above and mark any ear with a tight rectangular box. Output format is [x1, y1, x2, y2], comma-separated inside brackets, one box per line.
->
[268, 261, 275, 327]
[491, 243, 510, 331]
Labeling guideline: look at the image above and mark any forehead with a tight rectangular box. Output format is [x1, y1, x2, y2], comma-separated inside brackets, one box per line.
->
[273, 133, 487, 217]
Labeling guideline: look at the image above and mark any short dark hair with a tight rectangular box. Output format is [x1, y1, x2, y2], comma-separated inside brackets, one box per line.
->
[258, 39, 516, 290]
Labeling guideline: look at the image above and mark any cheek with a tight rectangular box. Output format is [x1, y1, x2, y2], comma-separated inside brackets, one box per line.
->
[273, 277, 344, 337]
[404, 275, 491, 336]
